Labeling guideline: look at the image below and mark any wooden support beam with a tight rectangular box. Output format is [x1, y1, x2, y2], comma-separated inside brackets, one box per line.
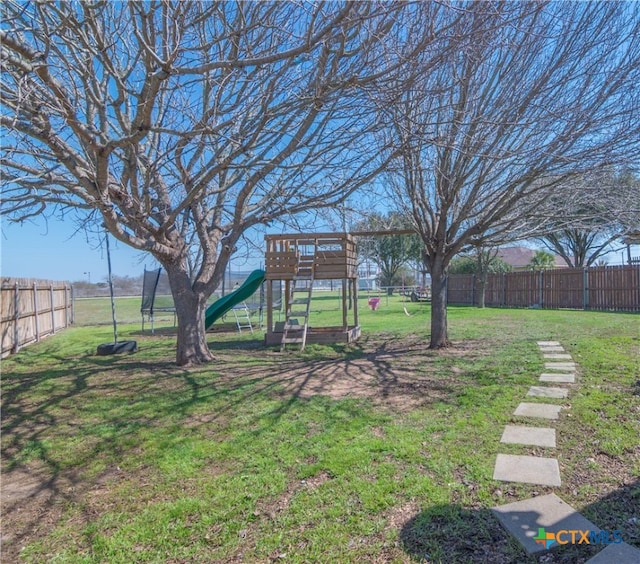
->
[350, 229, 417, 237]
[266, 229, 416, 241]
[266, 279, 273, 336]
[353, 278, 359, 328]
[342, 279, 348, 331]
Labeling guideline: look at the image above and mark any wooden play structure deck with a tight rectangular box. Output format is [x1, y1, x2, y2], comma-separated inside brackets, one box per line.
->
[264, 233, 360, 348]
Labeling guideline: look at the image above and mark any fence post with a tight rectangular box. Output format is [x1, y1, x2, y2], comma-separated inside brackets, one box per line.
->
[502, 273, 506, 306]
[71, 285, 75, 325]
[583, 268, 589, 310]
[12, 282, 20, 354]
[64, 285, 68, 328]
[539, 270, 544, 308]
[471, 274, 475, 306]
[50, 284, 56, 334]
[33, 281, 40, 342]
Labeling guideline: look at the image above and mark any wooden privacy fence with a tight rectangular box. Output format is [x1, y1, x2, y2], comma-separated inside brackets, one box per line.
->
[447, 265, 640, 312]
[1, 278, 74, 357]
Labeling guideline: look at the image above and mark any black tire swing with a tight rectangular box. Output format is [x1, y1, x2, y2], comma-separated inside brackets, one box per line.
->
[96, 232, 137, 355]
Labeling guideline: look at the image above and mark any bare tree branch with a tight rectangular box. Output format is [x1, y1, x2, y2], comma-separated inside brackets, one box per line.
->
[377, 1, 640, 347]
[0, 0, 432, 365]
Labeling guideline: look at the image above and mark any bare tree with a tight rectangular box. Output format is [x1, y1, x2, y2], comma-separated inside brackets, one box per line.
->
[450, 246, 511, 308]
[538, 169, 640, 267]
[541, 224, 618, 269]
[0, 1, 439, 365]
[379, 2, 640, 347]
[353, 211, 421, 288]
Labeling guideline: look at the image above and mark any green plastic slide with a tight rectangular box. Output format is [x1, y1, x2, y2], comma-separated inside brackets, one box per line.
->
[204, 269, 265, 329]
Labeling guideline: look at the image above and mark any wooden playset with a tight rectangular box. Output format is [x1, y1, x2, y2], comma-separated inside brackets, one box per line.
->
[264, 232, 360, 349]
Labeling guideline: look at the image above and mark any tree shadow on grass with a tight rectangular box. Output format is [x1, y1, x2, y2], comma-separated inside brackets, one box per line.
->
[399, 481, 640, 563]
[400, 504, 524, 563]
[0, 333, 478, 561]
[131, 322, 245, 337]
[1, 332, 462, 457]
[207, 337, 265, 350]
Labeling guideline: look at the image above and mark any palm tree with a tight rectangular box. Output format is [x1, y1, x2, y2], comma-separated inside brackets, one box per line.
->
[529, 250, 557, 271]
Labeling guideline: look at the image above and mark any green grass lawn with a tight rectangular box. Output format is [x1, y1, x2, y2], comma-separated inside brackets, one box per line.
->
[2, 296, 639, 563]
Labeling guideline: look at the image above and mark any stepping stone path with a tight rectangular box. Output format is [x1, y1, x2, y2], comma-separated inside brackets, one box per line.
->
[500, 425, 556, 448]
[539, 373, 575, 383]
[514, 402, 562, 419]
[493, 454, 561, 486]
[585, 542, 640, 563]
[544, 362, 576, 371]
[491, 341, 640, 562]
[493, 494, 599, 554]
[493, 340, 569, 488]
[543, 353, 573, 360]
[527, 386, 568, 399]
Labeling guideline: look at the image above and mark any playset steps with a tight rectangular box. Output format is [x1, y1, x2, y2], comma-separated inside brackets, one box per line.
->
[230, 302, 253, 334]
[281, 243, 316, 352]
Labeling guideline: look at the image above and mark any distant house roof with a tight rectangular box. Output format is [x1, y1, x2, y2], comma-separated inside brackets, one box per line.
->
[497, 246, 569, 270]
[622, 230, 640, 245]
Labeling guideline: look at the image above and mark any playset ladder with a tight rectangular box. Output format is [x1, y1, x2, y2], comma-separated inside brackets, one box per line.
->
[232, 303, 253, 334]
[281, 248, 316, 351]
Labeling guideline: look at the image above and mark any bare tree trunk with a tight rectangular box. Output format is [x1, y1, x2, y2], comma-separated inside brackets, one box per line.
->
[381, 2, 640, 350]
[429, 256, 449, 348]
[477, 272, 489, 309]
[164, 263, 213, 366]
[1, 2, 419, 366]
[478, 273, 488, 309]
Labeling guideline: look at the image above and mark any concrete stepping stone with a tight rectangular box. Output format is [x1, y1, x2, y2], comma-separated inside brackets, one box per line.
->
[527, 386, 568, 399]
[540, 373, 575, 383]
[586, 541, 640, 563]
[543, 353, 573, 360]
[493, 454, 561, 486]
[501, 425, 556, 447]
[493, 493, 599, 554]
[545, 362, 576, 371]
[514, 402, 562, 419]
[537, 341, 561, 346]
[539, 346, 565, 352]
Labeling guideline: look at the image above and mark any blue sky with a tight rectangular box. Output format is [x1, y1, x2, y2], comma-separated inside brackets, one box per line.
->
[1, 217, 160, 283]
[2, 212, 637, 285]
[0, 216, 270, 283]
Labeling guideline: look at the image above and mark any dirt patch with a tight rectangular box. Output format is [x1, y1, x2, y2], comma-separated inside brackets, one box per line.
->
[212, 335, 488, 411]
[382, 500, 421, 533]
[1, 467, 54, 507]
[255, 469, 333, 522]
[0, 463, 68, 556]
